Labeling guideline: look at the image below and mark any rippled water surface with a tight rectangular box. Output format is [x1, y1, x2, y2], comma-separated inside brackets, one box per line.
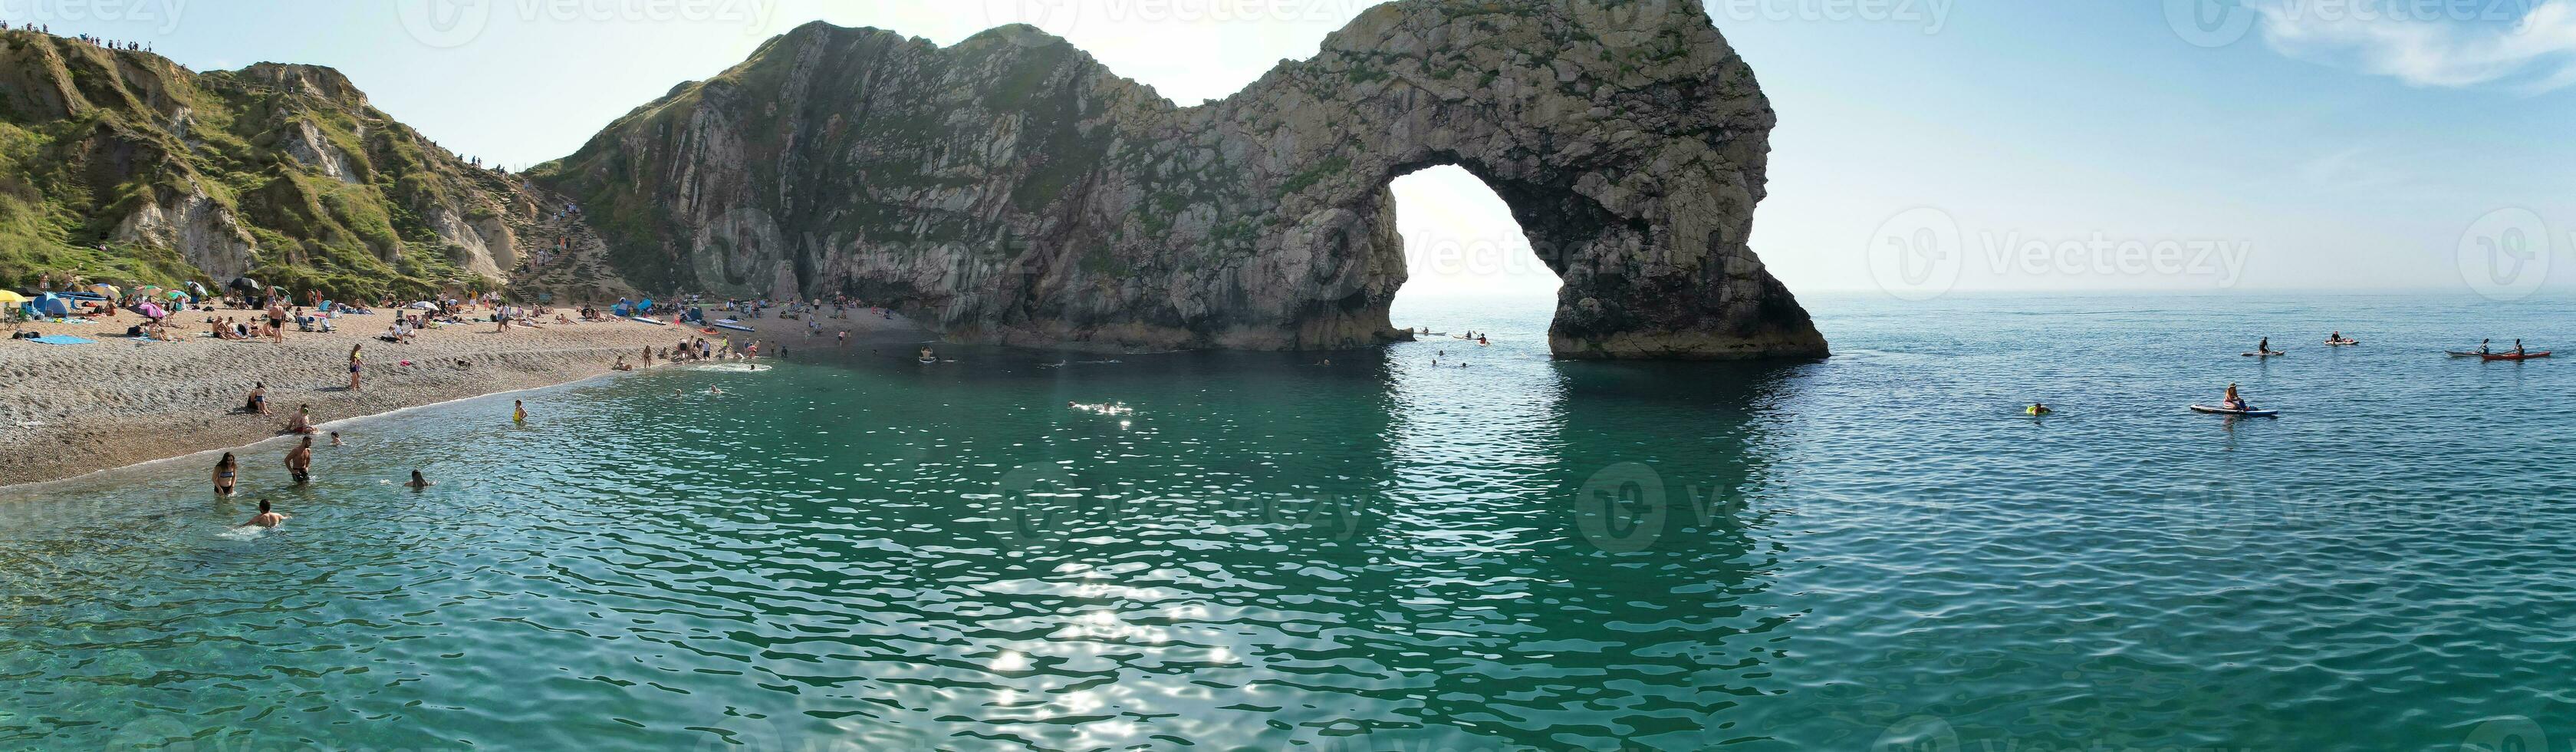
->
[8, 292, 2576, 750]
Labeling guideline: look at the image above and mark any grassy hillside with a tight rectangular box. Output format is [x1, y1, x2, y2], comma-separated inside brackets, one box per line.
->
[0, 31, 520, 300]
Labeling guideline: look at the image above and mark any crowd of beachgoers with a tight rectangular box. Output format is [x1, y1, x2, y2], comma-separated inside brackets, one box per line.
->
[0, 275, 926, 488]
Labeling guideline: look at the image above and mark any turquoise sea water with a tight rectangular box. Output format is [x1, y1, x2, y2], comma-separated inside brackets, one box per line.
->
[5, 292, 2576, 750]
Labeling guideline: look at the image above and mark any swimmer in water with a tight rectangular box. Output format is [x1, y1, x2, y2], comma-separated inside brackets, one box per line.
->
[2027, 403, 2053, 415]
[405, 470, 433, 489]
[243, 499, 287, 529]
[328, 430, 342, 447]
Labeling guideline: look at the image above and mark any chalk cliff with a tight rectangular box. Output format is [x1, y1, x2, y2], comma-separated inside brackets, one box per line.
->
[536, 0, 1827, 359]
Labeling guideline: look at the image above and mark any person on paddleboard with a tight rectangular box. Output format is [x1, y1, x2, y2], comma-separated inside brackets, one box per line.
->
[2223, 383, 2249, 412]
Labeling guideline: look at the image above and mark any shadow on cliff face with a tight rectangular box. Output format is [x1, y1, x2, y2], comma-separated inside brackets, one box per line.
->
[534, 0, 1831, 361]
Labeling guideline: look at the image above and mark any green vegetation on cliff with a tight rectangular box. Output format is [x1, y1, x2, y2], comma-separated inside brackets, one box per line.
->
[0, 31, 515, 299]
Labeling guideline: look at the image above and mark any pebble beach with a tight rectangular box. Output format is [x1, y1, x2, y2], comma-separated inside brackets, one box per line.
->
[0, 305, 925, 487]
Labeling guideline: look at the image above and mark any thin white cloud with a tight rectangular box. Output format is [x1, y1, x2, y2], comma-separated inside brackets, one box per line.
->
[2257, 0, 2576, 92]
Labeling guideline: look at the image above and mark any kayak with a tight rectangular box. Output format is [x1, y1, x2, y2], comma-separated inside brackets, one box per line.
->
[2242, 351, 2287, 358]
[2448, 351, 2488, 358]
[2190, 404, 2279, 417]
[2325, 340, 2360, 346]
[2483, 351, 2553, 361]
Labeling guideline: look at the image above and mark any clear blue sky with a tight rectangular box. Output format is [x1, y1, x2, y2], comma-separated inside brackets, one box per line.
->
[34, 1, 2576, 298]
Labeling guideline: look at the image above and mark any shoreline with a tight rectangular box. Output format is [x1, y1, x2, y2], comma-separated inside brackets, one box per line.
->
[0, 368, 630, 496]
[0, 305, 927, 488]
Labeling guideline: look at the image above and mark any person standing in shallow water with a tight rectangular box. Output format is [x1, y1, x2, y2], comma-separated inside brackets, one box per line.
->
[212, 453, 238, 498]
[285, 437, 314, 485]
[512, 400, 527, 424]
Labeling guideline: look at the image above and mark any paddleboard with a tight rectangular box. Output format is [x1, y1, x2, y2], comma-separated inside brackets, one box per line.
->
[2190, 404, 2278, 417]
[2242, 351, 2285, 358]
[917, 357, 938, 364]
[630, 316, 666, 325]
[2325, 341, 2360, 346]
[711, 322, 755, 333]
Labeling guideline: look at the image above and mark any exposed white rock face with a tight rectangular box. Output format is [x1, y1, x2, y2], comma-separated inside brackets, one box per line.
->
[282, 120, 358, 184]
[420, 203, 515, 279]
[542, 0, 1826, 360]
[114, 182, 255, 282]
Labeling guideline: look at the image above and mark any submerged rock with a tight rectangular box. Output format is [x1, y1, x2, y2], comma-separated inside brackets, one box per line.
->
[539, 0, 1821, 360]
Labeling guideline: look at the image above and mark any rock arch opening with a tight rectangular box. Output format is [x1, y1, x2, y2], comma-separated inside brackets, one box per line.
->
[1385, 165, 1561, 334]
[539, 0, 1831, 360]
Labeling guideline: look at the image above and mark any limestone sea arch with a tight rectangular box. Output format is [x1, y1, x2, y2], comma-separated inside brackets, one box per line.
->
[537, 0, 1830, 359]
